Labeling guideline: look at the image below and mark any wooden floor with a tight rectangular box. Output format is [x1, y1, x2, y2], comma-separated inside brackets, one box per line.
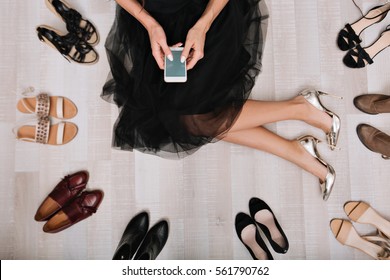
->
[1, 0, 390, 260]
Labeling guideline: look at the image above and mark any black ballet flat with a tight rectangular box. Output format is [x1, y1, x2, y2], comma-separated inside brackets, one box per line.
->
[36, 25, 99, 65]
[249, 198, 289, 254]
[45, 0, 99, 45]
[113, 212, 149, 260]
[133, 220, 169, 260]
[235, 212, 273, 260]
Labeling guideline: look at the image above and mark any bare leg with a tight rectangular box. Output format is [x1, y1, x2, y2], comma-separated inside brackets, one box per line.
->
[222, 126, 328, 180]
[229, 96, 332, 133]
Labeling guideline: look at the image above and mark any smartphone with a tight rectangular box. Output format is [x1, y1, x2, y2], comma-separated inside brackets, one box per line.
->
[164, 47, 187, 83]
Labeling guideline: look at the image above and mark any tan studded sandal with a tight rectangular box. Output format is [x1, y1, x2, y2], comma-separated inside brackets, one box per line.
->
[14, 116, 78, 145]
[17, 87, 77, 119]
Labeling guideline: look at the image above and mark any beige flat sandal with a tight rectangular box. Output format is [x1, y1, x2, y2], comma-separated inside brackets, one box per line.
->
[344, 201, 390, 239]
[14, 116, 78, 145]
[16, 87, 77, 119]
[330, 219, 390, 260]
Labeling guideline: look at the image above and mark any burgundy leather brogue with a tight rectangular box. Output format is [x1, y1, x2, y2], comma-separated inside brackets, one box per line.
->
[34, 170, 89, 221]
[43, 190, 104, 233]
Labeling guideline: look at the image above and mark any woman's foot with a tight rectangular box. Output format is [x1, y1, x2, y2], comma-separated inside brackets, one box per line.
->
[293, 95, 333, 133]
[295, 89, 341, 150]
[296, 135, 336, 201]
[293, 138, 328, 181]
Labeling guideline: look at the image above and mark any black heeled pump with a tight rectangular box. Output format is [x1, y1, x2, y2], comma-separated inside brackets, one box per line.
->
[235, 212, 274, 260]
[249, 198, 289, 254]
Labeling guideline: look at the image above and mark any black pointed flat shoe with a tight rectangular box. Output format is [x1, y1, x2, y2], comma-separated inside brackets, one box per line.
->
[113, 212, 150, 260]
[45, 0, 99, 45]
[133, 220, 169, 260]
[235, 212, 273, 260]
[249, 198, 289, 254]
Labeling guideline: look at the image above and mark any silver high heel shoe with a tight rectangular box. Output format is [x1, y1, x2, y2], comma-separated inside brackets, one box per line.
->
[299, 89, 342, 150]
[297, 135, 336, 201]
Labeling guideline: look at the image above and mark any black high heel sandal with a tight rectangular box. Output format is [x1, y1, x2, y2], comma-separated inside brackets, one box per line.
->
[337, 1, 390, 51]
[235, 212, 273, 260]
[45, 0, 99, 45]
[249, 198, 289, 254]
[343, 25, 390, 68]
[36, 25, 99, 65]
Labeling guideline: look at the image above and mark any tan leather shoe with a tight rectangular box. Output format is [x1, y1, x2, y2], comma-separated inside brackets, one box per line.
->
[353, 94, 390, 114]
[357, 124, 390, 159]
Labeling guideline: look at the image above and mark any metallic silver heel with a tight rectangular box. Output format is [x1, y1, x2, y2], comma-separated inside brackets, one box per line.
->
[297, 135, 336, 201]
[299, 89, 342, 150]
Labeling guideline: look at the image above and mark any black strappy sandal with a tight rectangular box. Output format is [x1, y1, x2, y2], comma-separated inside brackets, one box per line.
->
[45, 0, 99, 46]
[337, 1, 390, 51]
[37, 25, 99, 65]
[343, 26, 390, 68]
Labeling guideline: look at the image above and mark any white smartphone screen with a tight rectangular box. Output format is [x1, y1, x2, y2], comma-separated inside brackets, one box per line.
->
[164, 47, 187, 83]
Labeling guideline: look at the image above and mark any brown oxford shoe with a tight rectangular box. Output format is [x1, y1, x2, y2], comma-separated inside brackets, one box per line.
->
[34, 170, 89, 221]
[357, 124, 390, 159]
[43, 190, 103, 233]
[353, 94, 390, 115]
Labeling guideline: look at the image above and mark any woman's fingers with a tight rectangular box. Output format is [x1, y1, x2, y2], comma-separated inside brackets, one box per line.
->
[186, 48, 204, 70]
[151, 44, 164, 69]
[160, 40, 173, 61]
[171, 42, 183, 48]
[148, 24, 174, 68]
[181, 42, 193, 63]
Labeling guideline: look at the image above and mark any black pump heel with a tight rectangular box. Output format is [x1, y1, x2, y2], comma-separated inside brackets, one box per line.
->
[249, 197, 289, 254]
[337, 2, 390, 51]
[235, 212, 273, 260]
[45, 0, 99, 45]
[36, 25, 98, 65]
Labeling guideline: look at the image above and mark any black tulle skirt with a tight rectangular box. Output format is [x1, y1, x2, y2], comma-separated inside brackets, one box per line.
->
[102, 0, 269, 159]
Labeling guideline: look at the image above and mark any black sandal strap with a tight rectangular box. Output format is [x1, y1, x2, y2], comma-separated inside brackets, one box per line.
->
[351, 45, 374, 66]
[37, 27, 94, 64]
[52, 0, 96, 41]
[69, 41, 94, 62]
[339, 24, 361, 49]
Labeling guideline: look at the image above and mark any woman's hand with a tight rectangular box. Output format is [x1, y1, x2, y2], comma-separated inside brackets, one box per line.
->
[147, 24, 173, 69]
[181, 25, 207, 70]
